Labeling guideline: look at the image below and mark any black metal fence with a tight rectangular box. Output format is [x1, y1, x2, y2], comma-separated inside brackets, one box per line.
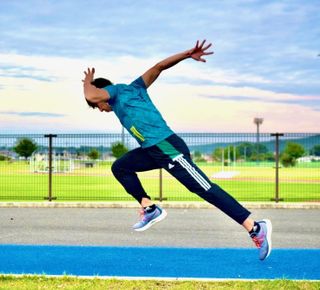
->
[0, 133, 319, 202]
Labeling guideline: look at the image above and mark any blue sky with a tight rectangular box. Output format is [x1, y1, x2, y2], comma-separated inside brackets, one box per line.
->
[0, 0, 319, 133]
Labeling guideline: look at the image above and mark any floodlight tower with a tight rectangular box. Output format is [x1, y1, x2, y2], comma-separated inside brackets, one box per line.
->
[254, 117, 264, 164]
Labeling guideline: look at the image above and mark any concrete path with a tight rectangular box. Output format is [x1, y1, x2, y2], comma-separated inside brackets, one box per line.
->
[1, 208, 319, 248]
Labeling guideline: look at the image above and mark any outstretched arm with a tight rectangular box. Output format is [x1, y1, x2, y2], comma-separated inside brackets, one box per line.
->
[142, 40, 213, 88]
[83, 68, 110, 103]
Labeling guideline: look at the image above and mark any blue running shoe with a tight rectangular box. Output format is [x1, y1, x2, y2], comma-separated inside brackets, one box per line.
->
[133, 205, 167, 232]
[250, 219, 272, 261]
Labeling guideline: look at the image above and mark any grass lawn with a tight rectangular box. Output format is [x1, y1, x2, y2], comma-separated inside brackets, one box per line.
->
[0, 160, 319, 202]
[0, 275, 319, 290]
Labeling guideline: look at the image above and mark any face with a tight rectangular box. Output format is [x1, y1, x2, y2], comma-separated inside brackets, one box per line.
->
[96, 102, 112, 112]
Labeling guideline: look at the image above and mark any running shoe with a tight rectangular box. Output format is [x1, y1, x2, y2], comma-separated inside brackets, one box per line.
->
[133, 205, 167, 232]
[250, 219, 272, 260]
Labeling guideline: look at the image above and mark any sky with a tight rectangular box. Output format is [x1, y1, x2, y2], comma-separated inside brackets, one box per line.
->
[0, 0, 319, 134]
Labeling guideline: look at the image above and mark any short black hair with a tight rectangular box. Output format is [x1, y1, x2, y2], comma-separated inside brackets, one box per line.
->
[91, 78, 113, 89]
[86, 99, 97, 109]
[86, 78, 113, 109]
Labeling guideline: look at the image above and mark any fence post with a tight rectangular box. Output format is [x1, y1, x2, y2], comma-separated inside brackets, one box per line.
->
[44, 134, 57, 201]
[271, 133, 284, 202]
[155, 169, 167, 202]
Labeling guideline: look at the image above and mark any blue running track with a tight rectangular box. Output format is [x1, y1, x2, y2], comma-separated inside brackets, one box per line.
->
[0, 245, 319, 280]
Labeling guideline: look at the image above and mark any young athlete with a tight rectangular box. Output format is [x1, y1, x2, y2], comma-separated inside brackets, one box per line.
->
[82, 40, 272, 260]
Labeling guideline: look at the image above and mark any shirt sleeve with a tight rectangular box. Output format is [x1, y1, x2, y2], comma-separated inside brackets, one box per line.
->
[130, 76, 147, 89]
[102, 85, 118, 105]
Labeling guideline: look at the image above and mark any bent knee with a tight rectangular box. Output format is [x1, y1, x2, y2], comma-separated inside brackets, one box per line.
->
[111, 160, 122, 176]
[111, 159, 133, 177]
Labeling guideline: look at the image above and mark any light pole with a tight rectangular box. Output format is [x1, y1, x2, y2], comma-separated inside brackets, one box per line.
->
[121, 126, 125, 145]
[253, 117, 263, 164]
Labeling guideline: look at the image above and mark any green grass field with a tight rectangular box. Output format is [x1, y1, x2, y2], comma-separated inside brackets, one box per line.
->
[0, 275, 319, 290]
[0, 160, 319, 202]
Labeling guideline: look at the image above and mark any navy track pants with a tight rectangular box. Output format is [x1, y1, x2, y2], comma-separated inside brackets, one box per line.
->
[111, 134, 250, 224]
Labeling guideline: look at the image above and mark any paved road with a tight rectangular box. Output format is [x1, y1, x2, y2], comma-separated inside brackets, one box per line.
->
[0, 208, 319, 248]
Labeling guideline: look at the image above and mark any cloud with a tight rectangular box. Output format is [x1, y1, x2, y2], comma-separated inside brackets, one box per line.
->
[0, 111, 65, 118]
[198, 85, 320, 104]
[1, 51, 319, 133]
[0, 0, 319, 103]
[0, 65, 54, 82]
[1, 0, 309, 135]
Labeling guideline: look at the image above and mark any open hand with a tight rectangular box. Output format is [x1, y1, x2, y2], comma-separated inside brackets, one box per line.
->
[82, 67, 95, 84]
[188, 40, 213, 62]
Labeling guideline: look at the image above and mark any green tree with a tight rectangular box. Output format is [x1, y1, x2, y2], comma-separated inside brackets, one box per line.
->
[236, 142, 269, 161]
[212, 147, 224, 161]
[280, 153, 296, 167]
[284, 142, 305, 159]
[310, 144, 320, 156]
[13, 138, 38, 160]
[280, 142, 305, 167]
[211, 146, 239, 165]
[192, 150, 206, 163]
[87, 149, 100, 160]
[251, 143, 269, 161]
[0, 154, 10, 161]
[262, 152, 275, 162]
[236, 142, 255, 160]
[111, 142, 128, 159]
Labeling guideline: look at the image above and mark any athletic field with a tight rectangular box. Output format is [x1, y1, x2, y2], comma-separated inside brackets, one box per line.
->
[0, 160, 319, 202]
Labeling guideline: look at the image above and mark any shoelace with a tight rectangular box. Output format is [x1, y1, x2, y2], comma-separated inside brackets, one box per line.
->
[251, 236, 262, 248]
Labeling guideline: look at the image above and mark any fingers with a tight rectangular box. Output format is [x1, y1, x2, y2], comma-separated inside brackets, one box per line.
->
[199, 39, 206, 49]
[201, 40, 212, 52]
[203, 42, 212, 51]
[196, 39, 213, 51]
[83, 68, 95, 75]
[83, 68, 95, 84]
[83, 68, 95, 83]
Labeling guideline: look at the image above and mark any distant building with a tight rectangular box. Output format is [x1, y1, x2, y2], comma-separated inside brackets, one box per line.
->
[297, 156, 320, 163]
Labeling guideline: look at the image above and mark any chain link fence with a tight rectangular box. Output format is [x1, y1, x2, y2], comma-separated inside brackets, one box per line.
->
[0, 133, 319, 202]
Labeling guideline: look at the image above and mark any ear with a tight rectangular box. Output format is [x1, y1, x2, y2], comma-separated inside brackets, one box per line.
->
[105, 103, 112, 112]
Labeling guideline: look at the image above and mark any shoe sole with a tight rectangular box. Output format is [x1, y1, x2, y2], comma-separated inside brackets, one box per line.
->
[262, 218, 272, 260]
[134, 209, 167, 232]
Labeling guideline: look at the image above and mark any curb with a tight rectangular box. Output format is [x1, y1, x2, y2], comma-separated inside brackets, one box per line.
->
[0, 202, 319, 209]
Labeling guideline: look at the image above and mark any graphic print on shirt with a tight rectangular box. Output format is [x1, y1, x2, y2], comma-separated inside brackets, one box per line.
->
[130, 126, 145, 142]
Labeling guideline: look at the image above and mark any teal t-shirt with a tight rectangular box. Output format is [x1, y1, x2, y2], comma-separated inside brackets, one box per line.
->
[103, 77, 174, 148]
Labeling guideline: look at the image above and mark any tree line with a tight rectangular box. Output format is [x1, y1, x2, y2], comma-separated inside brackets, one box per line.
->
[196, 142, 320, 167]
[0, 138, 128, 162]
[2, 138, 320, 168]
